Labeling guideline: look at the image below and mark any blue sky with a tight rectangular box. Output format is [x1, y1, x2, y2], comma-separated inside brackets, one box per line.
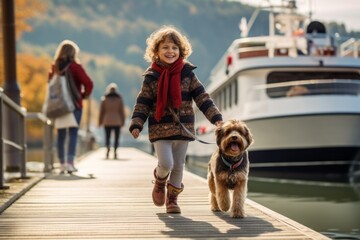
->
[235, 0, 359, 31]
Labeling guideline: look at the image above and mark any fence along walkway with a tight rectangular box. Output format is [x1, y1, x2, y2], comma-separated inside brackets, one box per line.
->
[0, 147, 329, 239]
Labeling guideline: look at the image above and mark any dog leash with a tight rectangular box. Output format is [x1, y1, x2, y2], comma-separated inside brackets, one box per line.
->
[168, 107, 216, 145]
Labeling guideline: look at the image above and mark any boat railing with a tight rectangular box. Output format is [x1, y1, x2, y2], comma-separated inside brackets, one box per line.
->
[208, 36, 306, 84]
[248, 79, 360, 99]
[210, 36, 300, 72]
[209, 35, 338, 82]
[237, 36, 304, 58]
[235, 34, 338, 58]
[340, 38, 360, 58]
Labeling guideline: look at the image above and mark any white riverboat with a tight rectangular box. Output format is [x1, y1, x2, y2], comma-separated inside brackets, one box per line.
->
[186, 0, 360, 182]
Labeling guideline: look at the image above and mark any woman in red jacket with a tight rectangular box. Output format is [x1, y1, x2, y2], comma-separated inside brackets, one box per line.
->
[49, 40, 94, 174]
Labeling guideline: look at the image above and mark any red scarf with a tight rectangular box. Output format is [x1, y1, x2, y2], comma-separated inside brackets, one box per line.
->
[151, 57, 184, 122]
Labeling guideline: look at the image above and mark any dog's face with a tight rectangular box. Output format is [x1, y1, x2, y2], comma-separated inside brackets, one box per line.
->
[215, 119, 253, 158]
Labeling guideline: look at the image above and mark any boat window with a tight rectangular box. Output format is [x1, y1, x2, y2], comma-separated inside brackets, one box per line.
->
[228, 84, 232, 108]
[234, 79, 238, 105]
[223, 87, 227, 110]
[216, 92, 222, 111]
[266, 71, 360, 98]
[239, 42, 266, 48]
[213, 94, 218, 110]
[211, 78, 238, 110]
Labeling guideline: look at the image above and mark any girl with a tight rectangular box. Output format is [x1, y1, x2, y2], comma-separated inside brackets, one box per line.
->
[129, 26, 222, 214]
[49, 40, 94, 173]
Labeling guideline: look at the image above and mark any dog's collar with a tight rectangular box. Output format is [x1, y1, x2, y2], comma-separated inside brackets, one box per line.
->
[221, 153, 244, 171]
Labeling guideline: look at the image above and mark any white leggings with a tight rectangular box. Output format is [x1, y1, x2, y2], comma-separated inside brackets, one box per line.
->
[153, 140, 189, 188]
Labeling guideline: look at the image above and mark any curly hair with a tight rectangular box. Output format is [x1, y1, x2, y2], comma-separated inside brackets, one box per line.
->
[53, 40, 80, 74]
[144, 25, 192, 63]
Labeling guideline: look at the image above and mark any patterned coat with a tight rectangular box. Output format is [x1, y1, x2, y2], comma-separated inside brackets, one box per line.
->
[129, 62, 222, 143]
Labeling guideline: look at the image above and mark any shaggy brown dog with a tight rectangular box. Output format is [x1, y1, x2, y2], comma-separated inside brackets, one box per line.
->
[207, 119, 253, 218]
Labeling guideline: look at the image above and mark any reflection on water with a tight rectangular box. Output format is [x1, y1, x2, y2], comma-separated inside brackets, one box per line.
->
[185, 160, 360, 240]
[248, 178, 360, 239]
[119, 139, 360, 239]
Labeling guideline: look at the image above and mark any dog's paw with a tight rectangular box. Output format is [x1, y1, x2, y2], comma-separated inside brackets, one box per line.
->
[210, 206, 221, 212]
[218, 202, 230, 212]
[230, 211, 246, 218]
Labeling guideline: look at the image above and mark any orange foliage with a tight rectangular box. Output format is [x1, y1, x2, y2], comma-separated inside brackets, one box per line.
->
[1, 1, 100, 141]
[17, 53, 52, 140]
[0, 1, 48, 140]
[15, 0, 47, 39]
[17, 53, 52, 111]
[0, 0, 47, 84]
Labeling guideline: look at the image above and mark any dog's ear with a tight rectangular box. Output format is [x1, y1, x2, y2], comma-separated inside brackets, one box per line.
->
[244, 126, 254, 146]
[215, 125, 223, 146]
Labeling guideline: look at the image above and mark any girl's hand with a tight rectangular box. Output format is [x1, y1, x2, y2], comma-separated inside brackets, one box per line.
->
[215, 121, 223, 127]
[131, 129, 140, 139]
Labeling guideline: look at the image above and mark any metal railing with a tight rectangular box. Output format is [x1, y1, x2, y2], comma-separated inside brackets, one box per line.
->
[340, 38, 360, 58]
[0, 90, 26, 189]
[26, 112, 55, 173]
[0, 89, 98, 191]
[0, 88, 55, 189]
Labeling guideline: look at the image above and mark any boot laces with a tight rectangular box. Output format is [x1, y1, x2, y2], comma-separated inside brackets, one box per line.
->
[168, 194, 178, 204]
[152, 180, 166, 193]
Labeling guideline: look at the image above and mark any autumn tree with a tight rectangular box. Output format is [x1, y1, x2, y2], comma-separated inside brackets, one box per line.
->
[0, 0, 47, 83]
[0, 0, 48, 142]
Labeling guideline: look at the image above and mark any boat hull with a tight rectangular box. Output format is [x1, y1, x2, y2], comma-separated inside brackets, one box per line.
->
[248, 147, 358, 182]
[186, 114, 360, 182]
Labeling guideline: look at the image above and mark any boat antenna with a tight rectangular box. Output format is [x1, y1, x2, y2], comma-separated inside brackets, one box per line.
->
[308, 0, 313, 21]
[239, 17, 248, 37]
[245, 1, 268, 37]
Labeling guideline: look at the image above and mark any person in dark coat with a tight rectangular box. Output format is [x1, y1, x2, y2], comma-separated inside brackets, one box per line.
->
[99, 83, 126, 159]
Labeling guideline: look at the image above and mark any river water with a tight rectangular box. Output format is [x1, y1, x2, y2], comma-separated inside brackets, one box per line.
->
[115, 136, 360, 239]
[185, 157, 360, 240]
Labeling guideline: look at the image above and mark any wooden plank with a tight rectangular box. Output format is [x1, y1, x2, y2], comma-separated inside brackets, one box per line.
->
[0, 174, 43, 213]
[0, 147, 329, 239]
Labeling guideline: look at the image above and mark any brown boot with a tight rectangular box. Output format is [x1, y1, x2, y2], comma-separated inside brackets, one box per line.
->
[166, 182, 184, 214]
[152, 169, 168, 206]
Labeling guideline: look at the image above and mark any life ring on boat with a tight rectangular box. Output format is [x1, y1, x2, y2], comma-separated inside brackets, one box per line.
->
[306, 21, 326, 34]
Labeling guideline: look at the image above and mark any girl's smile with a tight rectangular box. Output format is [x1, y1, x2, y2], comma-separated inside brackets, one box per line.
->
[157, 39, 180, 66]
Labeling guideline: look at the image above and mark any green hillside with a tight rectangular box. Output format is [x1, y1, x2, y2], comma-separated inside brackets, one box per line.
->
[20, 0, 358, 109]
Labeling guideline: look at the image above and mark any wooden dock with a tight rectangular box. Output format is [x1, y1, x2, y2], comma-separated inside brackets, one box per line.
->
[0, 147, 329, 239]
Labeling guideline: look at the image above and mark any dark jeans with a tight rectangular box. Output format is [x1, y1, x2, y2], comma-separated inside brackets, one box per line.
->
[105, 126, 121, 149]
[57, 108, 82, 164]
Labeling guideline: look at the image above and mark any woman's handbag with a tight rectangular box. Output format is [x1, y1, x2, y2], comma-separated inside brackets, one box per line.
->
[42, 70, 76, 118]
[43, 64, 82, 118]
[54, 112, 78, 129]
